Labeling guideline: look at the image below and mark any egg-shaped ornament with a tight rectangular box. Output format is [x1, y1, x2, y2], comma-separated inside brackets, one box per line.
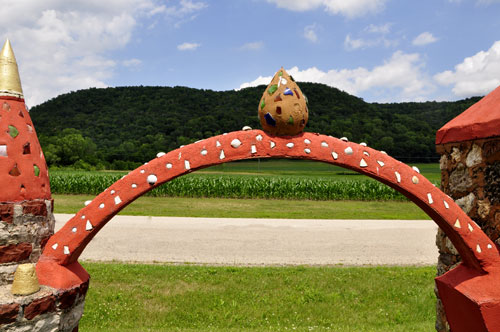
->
[258, 68, 308, 136]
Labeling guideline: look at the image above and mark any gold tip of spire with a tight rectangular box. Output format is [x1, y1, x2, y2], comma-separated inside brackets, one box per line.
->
[0, 39, 23, 99]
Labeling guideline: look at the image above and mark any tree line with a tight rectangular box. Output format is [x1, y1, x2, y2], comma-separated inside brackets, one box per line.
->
[29, 83, 481, 170]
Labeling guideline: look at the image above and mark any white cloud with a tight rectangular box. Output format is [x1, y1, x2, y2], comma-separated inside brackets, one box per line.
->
[0, 0, 206, 106]
[434, 40, 500, 97]
[364, 23, 391, 34]
[240, 51, 433, 102]
[239, 41, 264, 51]
[303, 24, 318, 43]
[266, 0, 387, 18]
[344, 24, 397, 51]
[412, 32, 438, 46]
[122, 58, 142, 67]
[177, 42, 201, 51]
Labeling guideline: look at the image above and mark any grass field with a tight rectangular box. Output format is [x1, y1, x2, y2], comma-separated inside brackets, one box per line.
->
[80, 263, 436, 332]
[54, 195, 430, 219]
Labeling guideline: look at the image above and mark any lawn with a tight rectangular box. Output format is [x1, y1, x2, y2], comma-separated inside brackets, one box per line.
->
[53, 195, 430, 219]
[79, 263, 436, 332]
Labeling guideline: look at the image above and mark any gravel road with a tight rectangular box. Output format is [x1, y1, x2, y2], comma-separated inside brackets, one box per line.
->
[55, 214, 439, 266]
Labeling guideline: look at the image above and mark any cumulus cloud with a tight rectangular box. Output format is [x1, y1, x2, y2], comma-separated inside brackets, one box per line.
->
[177, 42, 201, 51]
[266, 0, 387, 18]
[239, 41, 264, 51]
[0, 0, 206, 106]
[412, 32, 438, 46]
[240, 51, 433, 102]
[434, 40, 500, 97]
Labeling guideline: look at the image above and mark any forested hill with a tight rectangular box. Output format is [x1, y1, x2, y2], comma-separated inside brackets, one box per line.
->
[29, 83, 480, 170]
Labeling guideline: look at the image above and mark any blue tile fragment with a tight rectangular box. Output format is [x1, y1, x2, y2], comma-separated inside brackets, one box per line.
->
[264, 112, 277, 126]
[284, 88, 293, 96]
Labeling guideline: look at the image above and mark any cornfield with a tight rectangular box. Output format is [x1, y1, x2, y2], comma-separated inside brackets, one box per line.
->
[49, 172, 415, 201]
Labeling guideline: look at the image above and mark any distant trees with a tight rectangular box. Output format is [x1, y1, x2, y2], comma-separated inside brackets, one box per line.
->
[29, 84, 481, 169]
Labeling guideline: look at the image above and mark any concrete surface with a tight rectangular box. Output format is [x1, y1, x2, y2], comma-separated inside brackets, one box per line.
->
[55, 214, 439, 266]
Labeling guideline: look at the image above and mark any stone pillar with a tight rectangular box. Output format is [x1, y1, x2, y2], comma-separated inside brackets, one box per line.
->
[0, 40, 88, 331]
[435, 138, 500, 331]
[434, 85, 500, 331]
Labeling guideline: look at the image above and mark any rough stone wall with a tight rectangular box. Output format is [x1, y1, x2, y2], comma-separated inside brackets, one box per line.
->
[435, 137, 500, 332]
[0, 199, 54, 286]
[0, 281, 88, 331]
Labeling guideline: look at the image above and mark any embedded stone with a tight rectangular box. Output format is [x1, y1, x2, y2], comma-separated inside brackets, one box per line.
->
[344, 147, 353, 155]
[455, 193, 475, 214]
[258, 68, 308, 136]
[156, 152, 165, 158]
[360, 142, 367, 147]
[24, 295, 56, 320]
[230, 139, 242, 148]
[449, 163, 473, 193]
[251, 145, 257, 154]
[23, 200, 47, 216]
[147, 174, 157, 185]
[360, 159, 368, 167]
[9, 164, 20, 176]
[242, 126, 252, 131]
[0, 145, 6, 157]
[340, 137, 348, 142]
[0, 303, 19, 325]
[286, 143, 294, 148]
[412, 176, 419, 184]
[440, 155, 448, 170]
[466, 144, 482, 168]
[8, 125, 18, 138]
[451, 147, 461, 162]
[264, 113, 276, 127]
[477, 200, 491, 219]
[86, 220, 93, 231]
[0, 242, 32, 263]
[268, 84, 278, 95]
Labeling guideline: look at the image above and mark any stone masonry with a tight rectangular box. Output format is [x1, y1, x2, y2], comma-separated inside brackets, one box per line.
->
[435, 137, 500, 331]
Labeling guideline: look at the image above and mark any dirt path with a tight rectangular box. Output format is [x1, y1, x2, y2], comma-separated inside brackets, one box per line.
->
[55, 214, 438, 266]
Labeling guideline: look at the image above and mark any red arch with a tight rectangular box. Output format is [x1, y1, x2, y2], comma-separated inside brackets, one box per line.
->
[37, 130, 500, 289]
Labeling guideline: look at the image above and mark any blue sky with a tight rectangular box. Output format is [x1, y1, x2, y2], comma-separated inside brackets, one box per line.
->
[2, 0, 500, 106]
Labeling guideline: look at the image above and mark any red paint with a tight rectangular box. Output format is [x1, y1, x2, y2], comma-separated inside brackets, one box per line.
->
[36, 260, 89, 290]
[0, 97, 51, 202]
[36, 130, 500, 330]
[436, 85, 500, 144]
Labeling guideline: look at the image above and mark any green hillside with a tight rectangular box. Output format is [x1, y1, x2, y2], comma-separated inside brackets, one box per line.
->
[29, 83, 480, 169]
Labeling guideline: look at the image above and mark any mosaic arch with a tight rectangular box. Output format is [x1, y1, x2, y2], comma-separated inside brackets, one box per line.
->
[36, 129, 500, 331]
[38, 129, 499, 279]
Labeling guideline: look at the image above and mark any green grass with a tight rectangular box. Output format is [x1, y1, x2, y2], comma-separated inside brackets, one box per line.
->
[79, 263, 436, 332]
[53, 195, 430, 219]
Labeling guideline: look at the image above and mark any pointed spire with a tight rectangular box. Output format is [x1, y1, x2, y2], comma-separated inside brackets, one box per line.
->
[0, 39, 24, 99]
